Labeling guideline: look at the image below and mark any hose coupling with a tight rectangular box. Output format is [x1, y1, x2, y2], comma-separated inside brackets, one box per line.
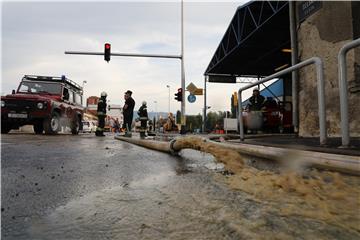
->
[169, 139, 179, 156]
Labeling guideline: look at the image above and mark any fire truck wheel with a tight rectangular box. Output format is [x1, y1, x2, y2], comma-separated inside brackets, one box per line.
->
[44, 112, 60, 134]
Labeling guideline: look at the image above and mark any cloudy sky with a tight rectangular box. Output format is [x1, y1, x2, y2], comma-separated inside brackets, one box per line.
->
[1, 0, 252, 115]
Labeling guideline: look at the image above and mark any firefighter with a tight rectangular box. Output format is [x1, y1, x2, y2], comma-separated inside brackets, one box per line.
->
[137, 101, 148, 139]
[95, 91, 107, 137]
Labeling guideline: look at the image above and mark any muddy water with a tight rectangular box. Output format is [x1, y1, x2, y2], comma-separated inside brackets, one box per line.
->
[25, 146, 360, 240]
[176, 137, 360, 236]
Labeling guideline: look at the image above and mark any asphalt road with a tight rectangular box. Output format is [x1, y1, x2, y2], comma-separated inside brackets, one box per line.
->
[1, 133, 182, 239]
[1, 133, 359, 240]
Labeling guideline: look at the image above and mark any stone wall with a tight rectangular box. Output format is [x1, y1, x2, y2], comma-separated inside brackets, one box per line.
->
[297, 1, 360, 137]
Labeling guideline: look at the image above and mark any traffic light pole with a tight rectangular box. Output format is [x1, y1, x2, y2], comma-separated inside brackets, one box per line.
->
[65, 0, 186, 133]
[64, 51, 181, 60]
[180, 0, 186, 133]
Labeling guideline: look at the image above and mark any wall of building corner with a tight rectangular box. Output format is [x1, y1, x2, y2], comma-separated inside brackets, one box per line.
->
[296, 1, 360, 137]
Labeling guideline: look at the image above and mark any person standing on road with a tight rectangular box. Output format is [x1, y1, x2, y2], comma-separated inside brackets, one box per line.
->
[95, 91, 107, 137]
[137, 101, 148, 139]
[123, 90, 135, 137]
[114, 118, 120, 133]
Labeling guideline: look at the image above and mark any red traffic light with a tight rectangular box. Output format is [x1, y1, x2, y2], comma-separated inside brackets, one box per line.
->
[175, 88, 183, 102]
[104, 43, 111, 62]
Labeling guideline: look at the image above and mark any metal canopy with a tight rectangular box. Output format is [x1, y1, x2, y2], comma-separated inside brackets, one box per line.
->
[205, 0, 291, 77]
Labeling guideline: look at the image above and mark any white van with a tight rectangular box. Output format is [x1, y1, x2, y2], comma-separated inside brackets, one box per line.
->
[82, 121, 97, 133]
[82, 121, 92, 133]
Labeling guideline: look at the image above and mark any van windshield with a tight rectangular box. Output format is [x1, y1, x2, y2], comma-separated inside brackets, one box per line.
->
[18, 81, 62, 94]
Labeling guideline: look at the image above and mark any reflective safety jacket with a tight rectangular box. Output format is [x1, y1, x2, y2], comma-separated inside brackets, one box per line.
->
[137, 105, 148, 121]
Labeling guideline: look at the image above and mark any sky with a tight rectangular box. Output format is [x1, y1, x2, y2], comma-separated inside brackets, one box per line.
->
[1, 0, 254, 115]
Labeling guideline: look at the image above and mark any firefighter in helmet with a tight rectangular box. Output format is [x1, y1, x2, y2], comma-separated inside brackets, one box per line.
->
[137, 101, 148, 139]
[95, 91, 107, 136]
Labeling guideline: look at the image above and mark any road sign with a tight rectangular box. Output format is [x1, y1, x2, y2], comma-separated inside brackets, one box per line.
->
[298, 1, 322, 23]
[193, 88, 203, 95]
[186, 82, 197, 94]
[208, 74, 236, 83]
[188, 94, 196, 103]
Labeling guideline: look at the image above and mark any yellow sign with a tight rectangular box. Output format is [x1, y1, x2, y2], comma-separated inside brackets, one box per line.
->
[193, 88, 203, 95]
[186, 82, 197, 94]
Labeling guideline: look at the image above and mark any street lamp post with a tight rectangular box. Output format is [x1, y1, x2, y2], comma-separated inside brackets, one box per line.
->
[153, 100, 158, 132]
[154, 100, 158, 122]
[166, 85, 170, 113]
[82, 80, 87, 106]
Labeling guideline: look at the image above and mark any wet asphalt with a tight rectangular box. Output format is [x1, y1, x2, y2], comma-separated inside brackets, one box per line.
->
[1, 133, 359, 240]
[1, 133, 183, 239]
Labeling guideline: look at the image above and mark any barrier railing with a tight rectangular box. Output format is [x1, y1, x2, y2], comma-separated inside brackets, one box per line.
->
[338, 38, 360, 147]
[237, 57, 327, 145]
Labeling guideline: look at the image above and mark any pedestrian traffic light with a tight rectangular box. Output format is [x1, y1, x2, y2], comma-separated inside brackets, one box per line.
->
[174, 88, 183, 102]
[104, 43, 111, 62]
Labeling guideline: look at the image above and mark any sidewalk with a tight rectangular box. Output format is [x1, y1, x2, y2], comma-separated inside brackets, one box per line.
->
[225, 134, 360, 156]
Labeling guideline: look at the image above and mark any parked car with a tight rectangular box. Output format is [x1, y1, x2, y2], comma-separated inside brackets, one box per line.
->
[82, 121, 92, 133]
[82, 120, 97, 133]
[1, 75, 84, 134]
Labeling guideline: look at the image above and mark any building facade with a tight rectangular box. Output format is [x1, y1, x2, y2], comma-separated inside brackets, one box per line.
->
[297, 1, 359, 137]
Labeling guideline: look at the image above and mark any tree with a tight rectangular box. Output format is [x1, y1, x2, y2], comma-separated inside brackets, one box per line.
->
[186, 114, 203, 132]
[205, 111, 227, 132]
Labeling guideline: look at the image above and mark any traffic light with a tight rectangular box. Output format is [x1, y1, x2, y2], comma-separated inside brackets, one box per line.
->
[104, 43, 111, 62]
[174, 88, 183, 102]
[233, 91, 238, 106]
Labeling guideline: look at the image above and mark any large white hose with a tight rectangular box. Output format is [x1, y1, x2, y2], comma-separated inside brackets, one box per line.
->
[114, 135, 360, 175]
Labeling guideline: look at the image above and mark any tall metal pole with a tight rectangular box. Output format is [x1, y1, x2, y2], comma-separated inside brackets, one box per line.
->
[289, 1, 299, 133]
[203, 75, 207, 133]
[166, 85, 170, 113]
[338, 38, 360, 147]
[180, 0, 186, 131]
[154, 101, 158, 123]
[82, 80, 87, 107]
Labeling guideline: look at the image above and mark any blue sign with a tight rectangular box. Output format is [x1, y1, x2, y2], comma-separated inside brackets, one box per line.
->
[188, 94, 196, 103]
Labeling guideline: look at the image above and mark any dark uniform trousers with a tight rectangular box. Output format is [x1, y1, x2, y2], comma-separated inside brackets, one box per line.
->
[137, 105, 148, 139]
[96, 98, 107, 136]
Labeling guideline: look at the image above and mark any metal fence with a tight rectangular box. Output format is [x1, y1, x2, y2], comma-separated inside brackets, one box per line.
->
[237, 57, 327, 145]
[338, 38, 360, 147]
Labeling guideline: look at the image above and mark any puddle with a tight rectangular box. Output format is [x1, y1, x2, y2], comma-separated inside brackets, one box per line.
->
[25, 170, 359, 240]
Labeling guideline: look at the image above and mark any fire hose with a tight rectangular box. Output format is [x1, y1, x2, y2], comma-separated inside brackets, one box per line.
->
[114, 135, 360, 175]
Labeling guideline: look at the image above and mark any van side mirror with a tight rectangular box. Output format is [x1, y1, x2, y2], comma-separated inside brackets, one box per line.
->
[12, 89, 15, 94]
